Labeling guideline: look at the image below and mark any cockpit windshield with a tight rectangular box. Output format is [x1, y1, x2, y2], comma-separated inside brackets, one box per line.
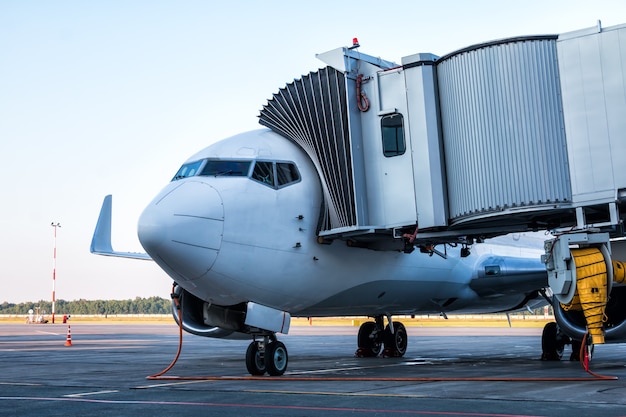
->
[172, 160, 251, 181]
[171, 159, 300, 189]
[200, 160, 252, 177]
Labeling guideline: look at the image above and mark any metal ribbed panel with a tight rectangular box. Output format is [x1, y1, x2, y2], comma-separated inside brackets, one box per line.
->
[437, 37, 572, 222]
[258, 67, 355, 232]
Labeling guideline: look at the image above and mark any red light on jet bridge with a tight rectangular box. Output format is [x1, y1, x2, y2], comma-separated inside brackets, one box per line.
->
[352, 37, 359, 46]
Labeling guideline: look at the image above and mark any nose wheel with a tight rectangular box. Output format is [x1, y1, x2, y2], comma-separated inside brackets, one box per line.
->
[245, 335, 289, 376]
[245, 341, 266, 375]
[265, 340, 288, 376]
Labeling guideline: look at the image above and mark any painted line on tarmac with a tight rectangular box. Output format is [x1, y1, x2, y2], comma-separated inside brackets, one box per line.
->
[0, 396, 561, 416]
[140, 363, 431, 385]
[0, 382, 42, 386]
[35, 330, 62, 336]
[0, 339, 167, 344]
[0, 345, 152, 352]
[287, 360, 431, 376]
[245, 389, 427, 398]
[64, 390, 120, 398]
[135, 380, 215, 389]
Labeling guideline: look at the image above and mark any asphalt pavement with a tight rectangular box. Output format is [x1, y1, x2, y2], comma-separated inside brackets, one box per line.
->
[1, 323, 625, 417]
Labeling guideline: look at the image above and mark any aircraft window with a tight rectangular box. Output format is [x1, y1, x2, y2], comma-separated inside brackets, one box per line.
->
[172, 160, 204, 181]
[381, 113, 406, 157]
[252, 161, 274, 186]
[276, 162, 300, 186]
[200, 160, 252, 177]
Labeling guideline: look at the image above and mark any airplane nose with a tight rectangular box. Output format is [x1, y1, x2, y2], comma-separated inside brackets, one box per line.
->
[138, 181, 224, 281]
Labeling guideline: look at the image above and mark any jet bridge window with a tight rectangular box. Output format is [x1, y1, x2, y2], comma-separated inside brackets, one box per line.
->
[251, 161, 300, 188]
[381, 113, 406, 157]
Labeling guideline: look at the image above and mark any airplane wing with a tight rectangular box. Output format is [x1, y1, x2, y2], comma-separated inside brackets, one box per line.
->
[90, 195, 152, 260]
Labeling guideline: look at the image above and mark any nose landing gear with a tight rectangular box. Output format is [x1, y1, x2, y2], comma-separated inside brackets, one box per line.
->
[245, 334, 289, 376]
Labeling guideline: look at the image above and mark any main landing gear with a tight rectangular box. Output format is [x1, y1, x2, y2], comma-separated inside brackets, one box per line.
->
[244, 316, 408, 376]
[356, 316, 408, 358]
[541, 321, 593, 362]
[245, 334, 288, 376]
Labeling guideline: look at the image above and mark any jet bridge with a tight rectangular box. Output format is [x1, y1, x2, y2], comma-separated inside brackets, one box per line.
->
[259, 22, 626, 248]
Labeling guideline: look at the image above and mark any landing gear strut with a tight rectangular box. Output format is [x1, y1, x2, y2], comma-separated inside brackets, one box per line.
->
[245, 334, 288, 376]
[356, 316, 408, 358]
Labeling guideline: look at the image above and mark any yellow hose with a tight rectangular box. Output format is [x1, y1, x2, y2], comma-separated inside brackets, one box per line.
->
[560, 248, 608, 344]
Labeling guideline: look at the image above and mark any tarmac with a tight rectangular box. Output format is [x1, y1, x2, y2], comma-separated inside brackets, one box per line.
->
[1, 322, 625, 417]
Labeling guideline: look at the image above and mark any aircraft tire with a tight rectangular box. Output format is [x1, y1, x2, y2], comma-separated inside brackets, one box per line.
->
[383, 322, 408, 357]
[356, 321, 382, 357]
[245, 341, 266, 376]
[541, 322, 565, 361]
[265, 341, 288, 376]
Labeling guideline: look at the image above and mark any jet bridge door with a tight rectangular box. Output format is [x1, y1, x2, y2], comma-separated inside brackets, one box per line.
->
[359, 60, 447, 231]
[360, 69, 418, 229]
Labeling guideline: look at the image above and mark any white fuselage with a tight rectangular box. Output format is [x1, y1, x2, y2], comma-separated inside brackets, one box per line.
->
[138, 129, 547, 317]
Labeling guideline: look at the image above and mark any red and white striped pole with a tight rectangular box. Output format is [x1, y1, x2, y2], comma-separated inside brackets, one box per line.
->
[51, 222, 61, 324]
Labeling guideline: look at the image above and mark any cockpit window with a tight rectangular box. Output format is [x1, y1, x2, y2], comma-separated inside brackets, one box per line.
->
[252, 161, 274, 185]
[276, 162, 299, 186]
[251, 161, 301, 189]
[172, 160, 204, 181]
[200, 160, 252, 177]
[171, 158, 300, 189]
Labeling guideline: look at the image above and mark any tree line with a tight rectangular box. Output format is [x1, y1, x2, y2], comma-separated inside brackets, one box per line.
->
[0, 296, 171, 315]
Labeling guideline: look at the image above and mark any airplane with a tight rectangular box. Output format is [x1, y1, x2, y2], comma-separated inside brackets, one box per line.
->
[91, 129, 559, 376]
[92, 24, 626, 376]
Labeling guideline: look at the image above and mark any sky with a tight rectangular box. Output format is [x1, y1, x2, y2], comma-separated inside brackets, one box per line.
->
[1, 1, 625, 304]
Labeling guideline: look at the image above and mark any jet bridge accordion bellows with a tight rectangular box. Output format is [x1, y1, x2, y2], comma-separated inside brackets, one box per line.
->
[259, 67, 356, 233]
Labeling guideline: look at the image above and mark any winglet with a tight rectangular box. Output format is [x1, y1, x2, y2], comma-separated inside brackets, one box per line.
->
[90, 195, 152, 260]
